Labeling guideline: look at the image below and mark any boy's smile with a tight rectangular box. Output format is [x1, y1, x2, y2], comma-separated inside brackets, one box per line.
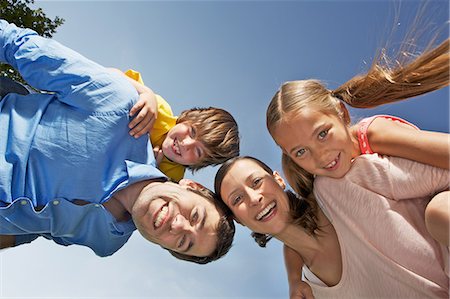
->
[162, 123, 206, 166]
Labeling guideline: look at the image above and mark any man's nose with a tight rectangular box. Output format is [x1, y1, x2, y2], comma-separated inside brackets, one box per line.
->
[170, 214, 190, 234]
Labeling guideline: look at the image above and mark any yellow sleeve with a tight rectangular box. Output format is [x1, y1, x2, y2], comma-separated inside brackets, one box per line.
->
[124, 69, 183, 181]
[159, 158, 186, 182]
[124, 69, 145, 85]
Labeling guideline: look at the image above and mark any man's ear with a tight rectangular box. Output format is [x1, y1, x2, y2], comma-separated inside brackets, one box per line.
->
[338, 101, 351, 125]
[272, 171, 286, 189]
[179, 179, 205, 190]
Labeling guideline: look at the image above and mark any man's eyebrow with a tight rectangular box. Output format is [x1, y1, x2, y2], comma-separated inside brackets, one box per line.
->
[183, 210, 207, 253]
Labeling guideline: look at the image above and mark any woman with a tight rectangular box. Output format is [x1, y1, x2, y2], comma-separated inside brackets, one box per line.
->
[215, 156, 448, 298]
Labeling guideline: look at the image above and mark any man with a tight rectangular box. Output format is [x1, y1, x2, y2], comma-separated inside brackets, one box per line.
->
[0, 19, 234, 264]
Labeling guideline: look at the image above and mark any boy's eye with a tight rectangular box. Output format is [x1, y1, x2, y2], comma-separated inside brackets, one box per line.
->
[190, 127, 197, 138]
[295, 148, 306, 158]
[318, 130, 328, 139]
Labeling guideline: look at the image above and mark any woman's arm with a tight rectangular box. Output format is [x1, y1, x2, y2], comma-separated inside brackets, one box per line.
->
[108, 68, 158, 138]
[284, 245, 314, 299]
[367, 117, 449, 169]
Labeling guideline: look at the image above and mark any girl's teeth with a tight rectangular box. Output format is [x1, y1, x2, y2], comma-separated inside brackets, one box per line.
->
[326, 160, 337, 169]
[155, 206, 168, 228]
[256, 202, 276, 220]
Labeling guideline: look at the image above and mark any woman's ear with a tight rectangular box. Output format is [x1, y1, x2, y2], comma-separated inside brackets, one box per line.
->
[272, 171, 286, 189]
[339, 101, 351, 125]
[179, 179, 205, 190]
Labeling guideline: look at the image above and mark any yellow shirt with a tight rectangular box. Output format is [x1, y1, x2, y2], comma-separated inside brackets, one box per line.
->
[124, 69, 185, 182]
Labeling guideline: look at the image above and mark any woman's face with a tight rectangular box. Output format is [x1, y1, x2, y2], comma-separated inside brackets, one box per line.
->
[219, 159, 291, 235]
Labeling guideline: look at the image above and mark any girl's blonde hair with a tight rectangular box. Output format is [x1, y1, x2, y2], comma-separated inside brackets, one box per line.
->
[267, 38, 449, 228]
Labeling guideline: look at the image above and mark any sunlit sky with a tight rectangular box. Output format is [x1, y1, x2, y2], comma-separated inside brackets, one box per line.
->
[0, 1, 448, 298]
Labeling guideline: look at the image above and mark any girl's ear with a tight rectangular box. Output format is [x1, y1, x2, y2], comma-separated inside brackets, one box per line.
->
[339, 102, 351, 125]
[179, 179, 205, 190]
[272, 171, 286, 189]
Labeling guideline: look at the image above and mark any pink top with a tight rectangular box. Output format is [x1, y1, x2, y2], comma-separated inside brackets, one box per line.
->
[357, 115, 419, 154]
[309, 154, 449, 298]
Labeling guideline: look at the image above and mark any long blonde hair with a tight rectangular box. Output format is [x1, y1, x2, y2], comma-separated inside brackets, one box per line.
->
[267, 38, 450, 226]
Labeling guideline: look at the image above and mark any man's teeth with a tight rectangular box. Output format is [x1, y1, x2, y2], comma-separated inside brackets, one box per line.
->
[325, 159, 337, 169]
[155, 206, 168, 228]
[256, 202, 276, 220]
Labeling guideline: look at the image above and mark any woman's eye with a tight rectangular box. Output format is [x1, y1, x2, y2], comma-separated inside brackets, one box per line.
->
[232, 195, 242, 206]
[295, 148, 306, 157]
[318, 130, 328, 139]
[252, 178, 262, 187]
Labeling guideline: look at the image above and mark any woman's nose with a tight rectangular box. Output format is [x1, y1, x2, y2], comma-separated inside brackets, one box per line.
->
[248, 189, 263, 206]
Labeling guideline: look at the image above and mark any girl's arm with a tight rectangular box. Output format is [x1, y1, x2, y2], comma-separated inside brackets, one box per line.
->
[284, 245, 314, 299]
[365, 117, 449, 169]
[108, 68, 158, 138]
[425, 191, 449, 247]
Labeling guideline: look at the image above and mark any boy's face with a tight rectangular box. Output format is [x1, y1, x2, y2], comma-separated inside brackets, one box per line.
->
[162, 123, 206, 165]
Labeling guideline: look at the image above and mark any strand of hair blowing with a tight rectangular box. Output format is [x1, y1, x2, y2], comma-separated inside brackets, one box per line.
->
[332, 38, 449, 108]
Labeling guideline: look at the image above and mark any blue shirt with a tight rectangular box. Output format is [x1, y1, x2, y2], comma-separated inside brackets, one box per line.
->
[0, 20, 166, 256]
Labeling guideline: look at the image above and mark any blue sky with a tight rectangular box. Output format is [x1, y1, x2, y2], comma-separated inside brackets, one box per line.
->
[0, 1, 448, 298]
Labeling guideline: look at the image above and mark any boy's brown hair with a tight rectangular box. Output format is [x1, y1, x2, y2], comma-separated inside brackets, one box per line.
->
[177, 107, 240, 171]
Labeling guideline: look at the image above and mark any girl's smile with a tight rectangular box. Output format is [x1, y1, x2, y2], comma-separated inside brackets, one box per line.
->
[272, 107, 359, 179]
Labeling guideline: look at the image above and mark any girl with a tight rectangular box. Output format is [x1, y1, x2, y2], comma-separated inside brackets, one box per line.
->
[215, 156, 449, 298]
[265, 38, 449, 298]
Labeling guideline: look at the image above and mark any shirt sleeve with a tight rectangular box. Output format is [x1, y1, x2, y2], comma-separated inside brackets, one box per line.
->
[347, 154, 449, 200]
[0, 19, 136, 113]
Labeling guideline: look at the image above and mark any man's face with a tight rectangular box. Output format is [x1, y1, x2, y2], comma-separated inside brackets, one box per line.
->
[133, 180, 221, 257]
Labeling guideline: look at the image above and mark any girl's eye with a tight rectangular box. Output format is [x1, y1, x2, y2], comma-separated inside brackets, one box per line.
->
[318, 130, 328, 140]
[295, 148, 306, 158]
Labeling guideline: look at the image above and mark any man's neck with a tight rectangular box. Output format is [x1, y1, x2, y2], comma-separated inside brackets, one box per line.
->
[113, 179, 164, 213]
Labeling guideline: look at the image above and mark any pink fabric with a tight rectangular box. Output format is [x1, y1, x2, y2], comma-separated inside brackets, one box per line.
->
[357, 115, 419, 155]
[310, 154, 449, 298]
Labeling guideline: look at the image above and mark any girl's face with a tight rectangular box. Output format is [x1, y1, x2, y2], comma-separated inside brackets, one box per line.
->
[272, 107, 358, 179]
[219, 159, 291, 235]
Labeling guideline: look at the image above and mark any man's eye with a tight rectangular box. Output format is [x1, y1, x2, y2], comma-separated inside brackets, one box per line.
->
[318, 130, 328, 139]
[191, 211, 199, 224]
[178, 235, 186, 248]
[295, 148, 306, 157]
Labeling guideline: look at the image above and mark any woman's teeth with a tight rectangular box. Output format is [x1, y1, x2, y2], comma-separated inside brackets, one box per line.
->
[256, 202, 276, 220]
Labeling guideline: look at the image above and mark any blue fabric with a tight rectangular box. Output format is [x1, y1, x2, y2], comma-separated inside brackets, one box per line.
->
[0, 20, 166, 256]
